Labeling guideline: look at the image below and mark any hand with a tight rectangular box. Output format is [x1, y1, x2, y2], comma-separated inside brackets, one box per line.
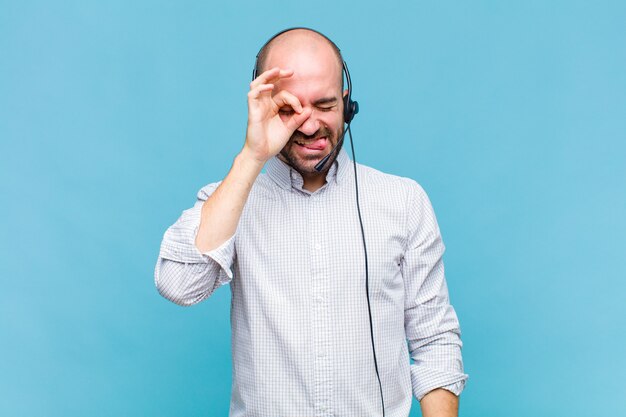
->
[243, 67, 312, 163]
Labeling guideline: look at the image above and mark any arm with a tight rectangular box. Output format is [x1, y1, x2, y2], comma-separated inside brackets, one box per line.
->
[402, 182, 468, 406]
[155, 67, 312, 305]
[155, 184, 236, 306]
[196, 67, 311, 252]
[420, 388, 459, 417]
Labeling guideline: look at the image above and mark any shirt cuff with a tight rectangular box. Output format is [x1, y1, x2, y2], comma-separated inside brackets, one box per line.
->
[438, 380, 466, 397]
[159, 202, 207, 263]
[201, 234, 236, 280]
[412, 367, 469, 401]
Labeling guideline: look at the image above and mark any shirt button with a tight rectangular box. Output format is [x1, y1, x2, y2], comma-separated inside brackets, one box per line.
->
[314, 243, 322, 250]
[315, 296, 325, 303]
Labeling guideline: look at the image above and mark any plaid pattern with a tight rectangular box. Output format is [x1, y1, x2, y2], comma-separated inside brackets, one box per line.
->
[155, 149, 468, 416]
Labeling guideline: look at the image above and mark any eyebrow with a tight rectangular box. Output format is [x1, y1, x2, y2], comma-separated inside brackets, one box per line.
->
[313, 97, 338, 106]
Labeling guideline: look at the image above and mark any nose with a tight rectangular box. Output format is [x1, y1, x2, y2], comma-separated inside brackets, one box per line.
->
[296, 111, 320, 136]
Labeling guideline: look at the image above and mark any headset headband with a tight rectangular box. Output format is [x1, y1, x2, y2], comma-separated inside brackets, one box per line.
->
[252, 27, 359, 124]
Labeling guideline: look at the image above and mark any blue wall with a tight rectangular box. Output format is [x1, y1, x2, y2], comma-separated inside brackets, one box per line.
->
[1, 1, 624, 416]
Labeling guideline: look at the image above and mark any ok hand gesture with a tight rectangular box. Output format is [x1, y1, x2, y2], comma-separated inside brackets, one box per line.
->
[244, 67, 312, 163]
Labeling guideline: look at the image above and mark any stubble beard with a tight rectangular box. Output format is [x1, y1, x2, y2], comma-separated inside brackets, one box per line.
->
[279, 126, 344, 175]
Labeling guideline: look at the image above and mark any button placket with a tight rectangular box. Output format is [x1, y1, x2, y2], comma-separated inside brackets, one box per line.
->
[309, 193, 333, 416]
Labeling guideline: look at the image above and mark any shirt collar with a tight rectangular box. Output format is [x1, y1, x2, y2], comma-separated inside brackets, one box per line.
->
[265, 148, 351, 192]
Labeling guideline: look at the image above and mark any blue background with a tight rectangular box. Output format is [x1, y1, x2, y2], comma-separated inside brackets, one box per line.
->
[1, 1, 625, 416]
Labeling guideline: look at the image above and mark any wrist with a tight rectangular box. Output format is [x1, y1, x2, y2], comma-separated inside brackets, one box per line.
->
[236, 147, 266, 175]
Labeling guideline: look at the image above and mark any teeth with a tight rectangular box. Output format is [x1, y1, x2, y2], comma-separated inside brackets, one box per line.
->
[296, 137, 325, 146]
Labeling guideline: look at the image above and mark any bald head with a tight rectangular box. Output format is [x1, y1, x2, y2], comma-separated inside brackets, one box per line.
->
[255, 29, 344, 88]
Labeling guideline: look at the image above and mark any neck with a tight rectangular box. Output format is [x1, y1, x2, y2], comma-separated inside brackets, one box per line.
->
[301, 172, 327, 192]
[276, 153, 332, 192]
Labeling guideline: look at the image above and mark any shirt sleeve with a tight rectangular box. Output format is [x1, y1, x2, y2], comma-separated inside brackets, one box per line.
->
[154, 182, 236, 306]
[401, 181, 468, 401]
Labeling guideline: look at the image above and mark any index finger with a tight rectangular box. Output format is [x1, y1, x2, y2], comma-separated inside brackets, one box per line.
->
[250, 67, 294, 90]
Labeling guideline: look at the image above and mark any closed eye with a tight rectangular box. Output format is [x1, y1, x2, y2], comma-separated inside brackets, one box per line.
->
[313, 97, 338, 112]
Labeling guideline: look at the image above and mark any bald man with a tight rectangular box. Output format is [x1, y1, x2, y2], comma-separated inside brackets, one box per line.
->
[155, 28, 467, 417]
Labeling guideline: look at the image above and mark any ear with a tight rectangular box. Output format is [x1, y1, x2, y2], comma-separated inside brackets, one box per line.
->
[343, 89, 349, 99]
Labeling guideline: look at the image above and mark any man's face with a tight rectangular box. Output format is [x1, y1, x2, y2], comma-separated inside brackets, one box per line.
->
[266, 45, 345, 175]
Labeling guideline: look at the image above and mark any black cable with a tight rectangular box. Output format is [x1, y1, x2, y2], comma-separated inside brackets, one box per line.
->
[347, 125, 385, 417]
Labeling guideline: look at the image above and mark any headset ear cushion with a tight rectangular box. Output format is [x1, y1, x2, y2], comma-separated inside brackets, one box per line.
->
[344, 98, 359, 124]
[351, 100, 359, 119]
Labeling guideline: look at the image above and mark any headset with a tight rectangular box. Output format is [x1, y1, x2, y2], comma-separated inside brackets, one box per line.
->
[252, 28, 385, 417]
[252, 28, 359, 126]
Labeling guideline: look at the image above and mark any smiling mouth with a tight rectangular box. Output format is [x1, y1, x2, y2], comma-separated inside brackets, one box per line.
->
[295, 137, 327, 150]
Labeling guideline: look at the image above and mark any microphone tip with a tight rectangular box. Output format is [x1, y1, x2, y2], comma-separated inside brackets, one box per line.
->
[315, 154, 331, 172]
